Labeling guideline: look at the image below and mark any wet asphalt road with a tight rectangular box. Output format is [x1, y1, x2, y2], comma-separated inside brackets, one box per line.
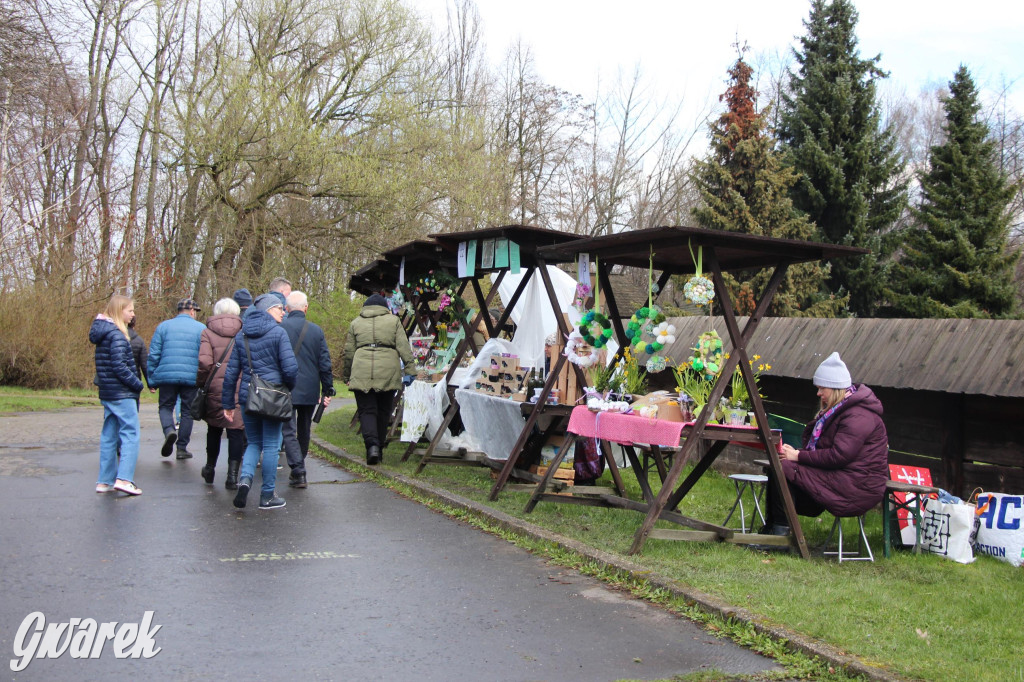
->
[0, 405, 780, 681]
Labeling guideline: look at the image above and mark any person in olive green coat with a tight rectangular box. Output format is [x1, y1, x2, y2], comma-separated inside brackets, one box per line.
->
[342, 294, 415, 464]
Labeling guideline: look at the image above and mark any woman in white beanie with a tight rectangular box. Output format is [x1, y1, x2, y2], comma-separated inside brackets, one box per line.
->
[761, 352, 889, 537]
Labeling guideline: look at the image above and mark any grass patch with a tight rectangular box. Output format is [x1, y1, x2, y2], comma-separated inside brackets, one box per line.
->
[0, 386, 101, 412]
[314, 406, 1021, 682]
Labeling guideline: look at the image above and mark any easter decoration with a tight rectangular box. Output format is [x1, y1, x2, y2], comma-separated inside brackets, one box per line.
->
[624, 248, 675, 373]
[688, 330, 724, 381]
[683, 240, 715, 308]
[574, 257, 613, 349]
[564, 329, 600, 368]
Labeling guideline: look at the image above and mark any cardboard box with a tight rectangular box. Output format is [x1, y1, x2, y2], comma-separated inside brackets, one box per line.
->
[474, 380, 500, 395]
[498, 356, 520, 372]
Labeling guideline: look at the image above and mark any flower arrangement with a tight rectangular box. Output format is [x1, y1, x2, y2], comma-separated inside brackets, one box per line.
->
[672, 363, 714, 416]
[727, 354, 769, 408]
[435, 323, 449, 349]
[409, 336, 433, 366]
[615, 346, 648, 397]
[572, 283, 591, 312]
[688, 330, 724, 380]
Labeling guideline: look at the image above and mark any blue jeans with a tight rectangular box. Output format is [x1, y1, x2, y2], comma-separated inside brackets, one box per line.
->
[98, 398, 140, 484]
[240, 413, 283, 496]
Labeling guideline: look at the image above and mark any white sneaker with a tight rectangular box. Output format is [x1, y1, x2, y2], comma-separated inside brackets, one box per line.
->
[96, 483, 114, 493]
[114, 479, 142, 496]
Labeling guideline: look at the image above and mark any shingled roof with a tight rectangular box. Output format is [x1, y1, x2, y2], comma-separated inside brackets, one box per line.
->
[665, 316, 1024, 398]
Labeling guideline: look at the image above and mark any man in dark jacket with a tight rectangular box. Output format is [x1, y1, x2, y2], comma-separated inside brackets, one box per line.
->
[148, 298, 206, 459]
[127, 315, 155, 396]
[280, 291, 334, 488]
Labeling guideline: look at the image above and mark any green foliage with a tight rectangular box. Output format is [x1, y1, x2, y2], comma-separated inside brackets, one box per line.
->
[692, 53, 842, 317]
[308, 290, 366, 373]
[886, 66, 1022, 318]
[778, 0, 908, 317]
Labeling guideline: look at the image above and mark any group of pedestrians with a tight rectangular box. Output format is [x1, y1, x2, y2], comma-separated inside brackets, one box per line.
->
[89, 277, 335, 511]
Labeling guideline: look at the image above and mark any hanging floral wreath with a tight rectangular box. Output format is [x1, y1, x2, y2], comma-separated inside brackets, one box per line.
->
[624, 307, 675, 373]
[684, 276, 715, 306]
[577, 310, 613, 348]
[689, 330, 724, 380]
[564, 330, 600, 368]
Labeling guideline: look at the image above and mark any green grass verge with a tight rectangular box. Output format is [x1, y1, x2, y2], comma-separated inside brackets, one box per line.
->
[0, 386, 100, 412]
[314, 406, 1021, 682]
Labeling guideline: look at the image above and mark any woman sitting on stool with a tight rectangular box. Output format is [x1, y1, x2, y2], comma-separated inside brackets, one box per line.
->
[763, 352, 889, 535]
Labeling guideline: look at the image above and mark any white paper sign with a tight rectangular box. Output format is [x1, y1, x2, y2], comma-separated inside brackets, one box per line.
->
[577, 253, 590, 284]
[457, 241, 468, 278]
[399, 257, 406, 285]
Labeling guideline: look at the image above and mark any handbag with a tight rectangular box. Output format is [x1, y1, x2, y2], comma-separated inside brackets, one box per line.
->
[242, 335, 293, 421]
[921, 495, 977, 564]
[191, 338, 235, 420]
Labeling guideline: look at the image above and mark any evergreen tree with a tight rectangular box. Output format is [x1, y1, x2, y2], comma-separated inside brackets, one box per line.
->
[886, 66, 1021, 318]
[691, 53, 844, 317]
[778, 0, 908, 317]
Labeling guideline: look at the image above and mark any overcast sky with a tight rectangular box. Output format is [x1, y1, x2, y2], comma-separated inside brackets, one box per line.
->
[409, 0, 1024, 126]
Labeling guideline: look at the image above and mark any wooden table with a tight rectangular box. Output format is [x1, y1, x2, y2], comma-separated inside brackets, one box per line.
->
[525, 407, 787, 550]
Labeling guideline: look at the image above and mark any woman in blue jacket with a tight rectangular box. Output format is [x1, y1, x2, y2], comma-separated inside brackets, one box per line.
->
[90, 294, 145, 495]
[222, 294, 298, 510]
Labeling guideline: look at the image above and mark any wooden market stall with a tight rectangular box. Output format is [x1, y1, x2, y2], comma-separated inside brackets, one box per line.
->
[532, 225, 866, 558]
[410, 225, 589, 482]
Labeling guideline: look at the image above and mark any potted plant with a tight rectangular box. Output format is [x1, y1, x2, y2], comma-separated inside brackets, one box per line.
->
[672, 363, 713, 421]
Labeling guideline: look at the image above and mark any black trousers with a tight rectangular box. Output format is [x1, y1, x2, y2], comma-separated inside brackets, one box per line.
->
[354, 390, 395, 453]
[282, 404, 316, 473]
[765, 466, 826, 528]
[205, 426, 245, 468]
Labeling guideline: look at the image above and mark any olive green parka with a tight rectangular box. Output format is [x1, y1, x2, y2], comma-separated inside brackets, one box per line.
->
[342, 305, 415, 392]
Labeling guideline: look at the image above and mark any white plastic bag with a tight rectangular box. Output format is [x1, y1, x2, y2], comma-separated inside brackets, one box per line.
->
[921, 497, 976, 564]
[973, 493, 1024, 567]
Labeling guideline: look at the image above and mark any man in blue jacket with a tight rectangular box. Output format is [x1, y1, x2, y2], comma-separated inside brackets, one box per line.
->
[148, 298, 206, 459]
[280, 291, 334, 488]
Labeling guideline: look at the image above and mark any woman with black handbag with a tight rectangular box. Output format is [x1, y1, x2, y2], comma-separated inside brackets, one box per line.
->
[222, 294, 297, 510]
[197, 297, 245, 488]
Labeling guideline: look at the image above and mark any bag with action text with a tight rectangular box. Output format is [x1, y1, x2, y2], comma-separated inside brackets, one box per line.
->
[242, 336, 292, 421]
[973, 492, 1024, 567]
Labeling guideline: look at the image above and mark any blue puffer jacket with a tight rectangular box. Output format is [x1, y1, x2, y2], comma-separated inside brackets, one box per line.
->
[222, 309, 298, 411]
[147, 313, 206, 386]
[90, 316, 144, 401]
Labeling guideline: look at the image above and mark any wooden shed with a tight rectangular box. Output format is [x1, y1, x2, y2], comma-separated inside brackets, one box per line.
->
[666, 316, 1024, 497]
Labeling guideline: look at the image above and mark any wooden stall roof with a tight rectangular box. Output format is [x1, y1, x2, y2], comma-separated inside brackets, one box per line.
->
[382, 239, 449, 266]
[666, 316, 1024, 399]
[348, 259, 398, 296]
[537, 225, 867, 272]
[429, 225, 585, 269]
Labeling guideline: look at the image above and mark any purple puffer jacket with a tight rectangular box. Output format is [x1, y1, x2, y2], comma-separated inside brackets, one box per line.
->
[782, 384, 889, 517]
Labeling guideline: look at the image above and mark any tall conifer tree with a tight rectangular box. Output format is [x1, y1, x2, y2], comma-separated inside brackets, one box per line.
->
[778, 0, 907, 317]
[692, 52, 842, 316]
[886, 66, 1021, 318]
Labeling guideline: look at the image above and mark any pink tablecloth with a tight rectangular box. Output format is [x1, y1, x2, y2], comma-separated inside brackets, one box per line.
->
[567, 406, 686, 448]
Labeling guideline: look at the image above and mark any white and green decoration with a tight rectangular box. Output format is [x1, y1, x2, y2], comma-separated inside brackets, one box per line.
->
[683, 241, 715, 307]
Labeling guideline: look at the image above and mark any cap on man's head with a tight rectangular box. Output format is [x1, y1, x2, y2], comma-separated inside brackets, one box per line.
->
[254, 294, 284, 313]
[813, 352, 852, 389]
[232, 288, 253, 309]
[177, 298, 201, 312]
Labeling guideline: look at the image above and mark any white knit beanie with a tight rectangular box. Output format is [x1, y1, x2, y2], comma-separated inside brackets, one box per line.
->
[813, 352, 851, 389]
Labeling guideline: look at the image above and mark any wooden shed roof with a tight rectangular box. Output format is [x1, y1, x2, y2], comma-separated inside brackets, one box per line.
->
[538, 225, 867, 273]
[430, 224, 584, 268]
[666, 316, 1024, 398]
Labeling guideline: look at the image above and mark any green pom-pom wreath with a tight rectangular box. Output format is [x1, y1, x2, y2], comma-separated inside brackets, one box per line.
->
[689, 330, 724, 380]
[577, 310, 613, 348]
[626, 306, 667, 354]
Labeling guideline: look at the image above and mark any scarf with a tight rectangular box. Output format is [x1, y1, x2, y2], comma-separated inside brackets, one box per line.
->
[807, 386, 856, 451]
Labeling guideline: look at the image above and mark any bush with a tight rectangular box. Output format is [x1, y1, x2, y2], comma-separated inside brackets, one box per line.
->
[0, 289, 169, 389]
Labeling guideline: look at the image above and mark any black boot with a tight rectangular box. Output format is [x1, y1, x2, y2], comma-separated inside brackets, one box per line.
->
[201, 465, 215, 484]
[289, 471, 307, 488]
[225, 460, 240, 490]
[367, 445, 382, 465]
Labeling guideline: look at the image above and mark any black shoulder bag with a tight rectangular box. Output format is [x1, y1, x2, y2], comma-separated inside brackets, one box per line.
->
[191, 338, 234, 420]
[242, 335, 293, 421]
